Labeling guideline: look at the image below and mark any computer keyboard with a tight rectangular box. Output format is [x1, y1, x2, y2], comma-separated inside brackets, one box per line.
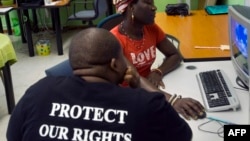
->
[196, 69, 240, 112]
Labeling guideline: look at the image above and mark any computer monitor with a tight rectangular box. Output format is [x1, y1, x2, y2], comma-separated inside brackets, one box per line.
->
[228, 5, 250, 90]
[245, 0, 250, 6]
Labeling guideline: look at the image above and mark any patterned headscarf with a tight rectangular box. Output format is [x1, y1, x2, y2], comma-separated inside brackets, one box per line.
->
[113, 0, 134, 13]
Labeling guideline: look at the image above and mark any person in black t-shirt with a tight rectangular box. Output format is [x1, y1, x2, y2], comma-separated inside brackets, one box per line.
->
[7, 28, 192, 141]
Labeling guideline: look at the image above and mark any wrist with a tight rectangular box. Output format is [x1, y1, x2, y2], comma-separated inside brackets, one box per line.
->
[170, 94, 182, 106]
[151, 68, 163, 77]
[168, 94, 177, 103]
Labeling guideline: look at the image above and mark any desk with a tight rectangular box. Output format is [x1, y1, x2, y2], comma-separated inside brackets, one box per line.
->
[0, 33, 17, 114]
[155, 10, 230, 62]
[18, 0, 113, 57]
[18, 0, 70, 57]
[0, 7, 13, 35]
[161, 60, 249, 140]
[18, 0, 112, 57]
[0, 7, 14, 35]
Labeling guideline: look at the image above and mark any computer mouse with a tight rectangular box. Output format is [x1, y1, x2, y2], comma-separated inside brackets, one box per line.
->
[198, 111, 207, 119]
[186, 65, 196, 70]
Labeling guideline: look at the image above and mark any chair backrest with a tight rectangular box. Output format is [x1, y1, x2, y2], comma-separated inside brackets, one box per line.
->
[97, 13, 123, 30]
[166, 34, 183, 60]
[68, 0, 108, 21]
[45, 59, 72, 76]
[97, 0, 108, 17]
[166, 34, 180, 49]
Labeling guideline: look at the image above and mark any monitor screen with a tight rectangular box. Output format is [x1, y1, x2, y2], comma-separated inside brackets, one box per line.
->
[230, 16, 248, 76]
[229, 5, 250, 89]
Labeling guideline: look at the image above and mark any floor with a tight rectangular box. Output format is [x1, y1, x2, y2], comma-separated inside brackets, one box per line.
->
[0, 29, 78, 140]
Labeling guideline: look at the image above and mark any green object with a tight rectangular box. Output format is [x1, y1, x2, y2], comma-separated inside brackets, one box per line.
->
[11, 18, 20, 36]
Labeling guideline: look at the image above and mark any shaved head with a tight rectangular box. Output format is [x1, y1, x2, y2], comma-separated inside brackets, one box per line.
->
[69, 28, 121, 70]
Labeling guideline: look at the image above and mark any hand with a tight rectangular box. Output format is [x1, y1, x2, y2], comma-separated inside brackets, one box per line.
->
[124, 66, 140, 88]
[172, 97, 205, 120]
[147, 71, 165, 89]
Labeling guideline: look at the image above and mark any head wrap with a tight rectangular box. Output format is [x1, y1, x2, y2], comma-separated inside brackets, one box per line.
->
[113, 0, 134, 13]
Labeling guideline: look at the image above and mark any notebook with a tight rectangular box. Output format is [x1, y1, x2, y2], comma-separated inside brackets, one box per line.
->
[205, 5, 228, 15]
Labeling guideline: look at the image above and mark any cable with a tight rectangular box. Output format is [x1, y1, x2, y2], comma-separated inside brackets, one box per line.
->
[234, 86, 248, 91]
[235, 76, 249, 90]
[198, 119, 225, 138]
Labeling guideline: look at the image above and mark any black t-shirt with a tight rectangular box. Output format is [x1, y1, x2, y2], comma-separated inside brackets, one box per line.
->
[7, 76, 192, 141]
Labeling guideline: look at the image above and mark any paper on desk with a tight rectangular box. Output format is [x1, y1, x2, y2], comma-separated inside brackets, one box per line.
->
[44, 0, 60, 6]
[0, 7, 13, 13]
[194, 45, 230, 51]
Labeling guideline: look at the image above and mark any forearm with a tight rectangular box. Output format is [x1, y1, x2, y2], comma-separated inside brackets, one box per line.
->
[157, 53, 182, 76]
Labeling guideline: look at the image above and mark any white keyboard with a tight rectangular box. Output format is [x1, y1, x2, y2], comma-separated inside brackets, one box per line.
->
[196, 69, 240, 112]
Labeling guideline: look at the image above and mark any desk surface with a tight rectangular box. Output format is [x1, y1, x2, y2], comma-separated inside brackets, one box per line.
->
[0, 7, 13, 13]
[44, 0, 70, 7]
[161, 60, 249, 140]
[155, 10, 230, 62]
[0, 34, 17, 68]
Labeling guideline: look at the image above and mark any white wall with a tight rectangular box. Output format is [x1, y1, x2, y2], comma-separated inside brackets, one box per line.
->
[245, 0, 250, 6]
[206, 0, 217, 6]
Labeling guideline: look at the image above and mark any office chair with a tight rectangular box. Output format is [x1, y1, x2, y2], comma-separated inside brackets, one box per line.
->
[44, 59, 72, 76]
[96, 13, 123, 30]
[166, 34, 180, 49]
[67, 0, 108, 26]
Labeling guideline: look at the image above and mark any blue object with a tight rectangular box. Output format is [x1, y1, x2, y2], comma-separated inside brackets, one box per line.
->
[207, 116, 237, 125]
[45, 59, 72, 76]
[205, 5, 228, 15]
[97, 13, 123, 30]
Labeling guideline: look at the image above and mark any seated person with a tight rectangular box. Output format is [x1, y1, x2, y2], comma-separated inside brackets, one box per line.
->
[110, 0, 205, 120]
[111, 0, 182, 89]
[7, 28, 192, 141]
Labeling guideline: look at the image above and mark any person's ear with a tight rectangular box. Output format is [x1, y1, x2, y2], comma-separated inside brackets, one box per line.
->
[110, 58, 119, 72]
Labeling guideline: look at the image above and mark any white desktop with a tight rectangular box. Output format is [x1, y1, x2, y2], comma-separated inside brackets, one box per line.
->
[161, 61, 249, 141]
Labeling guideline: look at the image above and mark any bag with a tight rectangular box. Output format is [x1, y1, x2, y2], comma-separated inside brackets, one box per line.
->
[165, 3, 189, 16]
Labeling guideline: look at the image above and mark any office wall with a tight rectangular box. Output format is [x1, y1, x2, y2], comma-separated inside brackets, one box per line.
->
[223, 0, 244, 5]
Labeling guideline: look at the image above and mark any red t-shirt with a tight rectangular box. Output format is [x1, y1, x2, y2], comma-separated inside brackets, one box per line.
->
[111, 23, 165, 77]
